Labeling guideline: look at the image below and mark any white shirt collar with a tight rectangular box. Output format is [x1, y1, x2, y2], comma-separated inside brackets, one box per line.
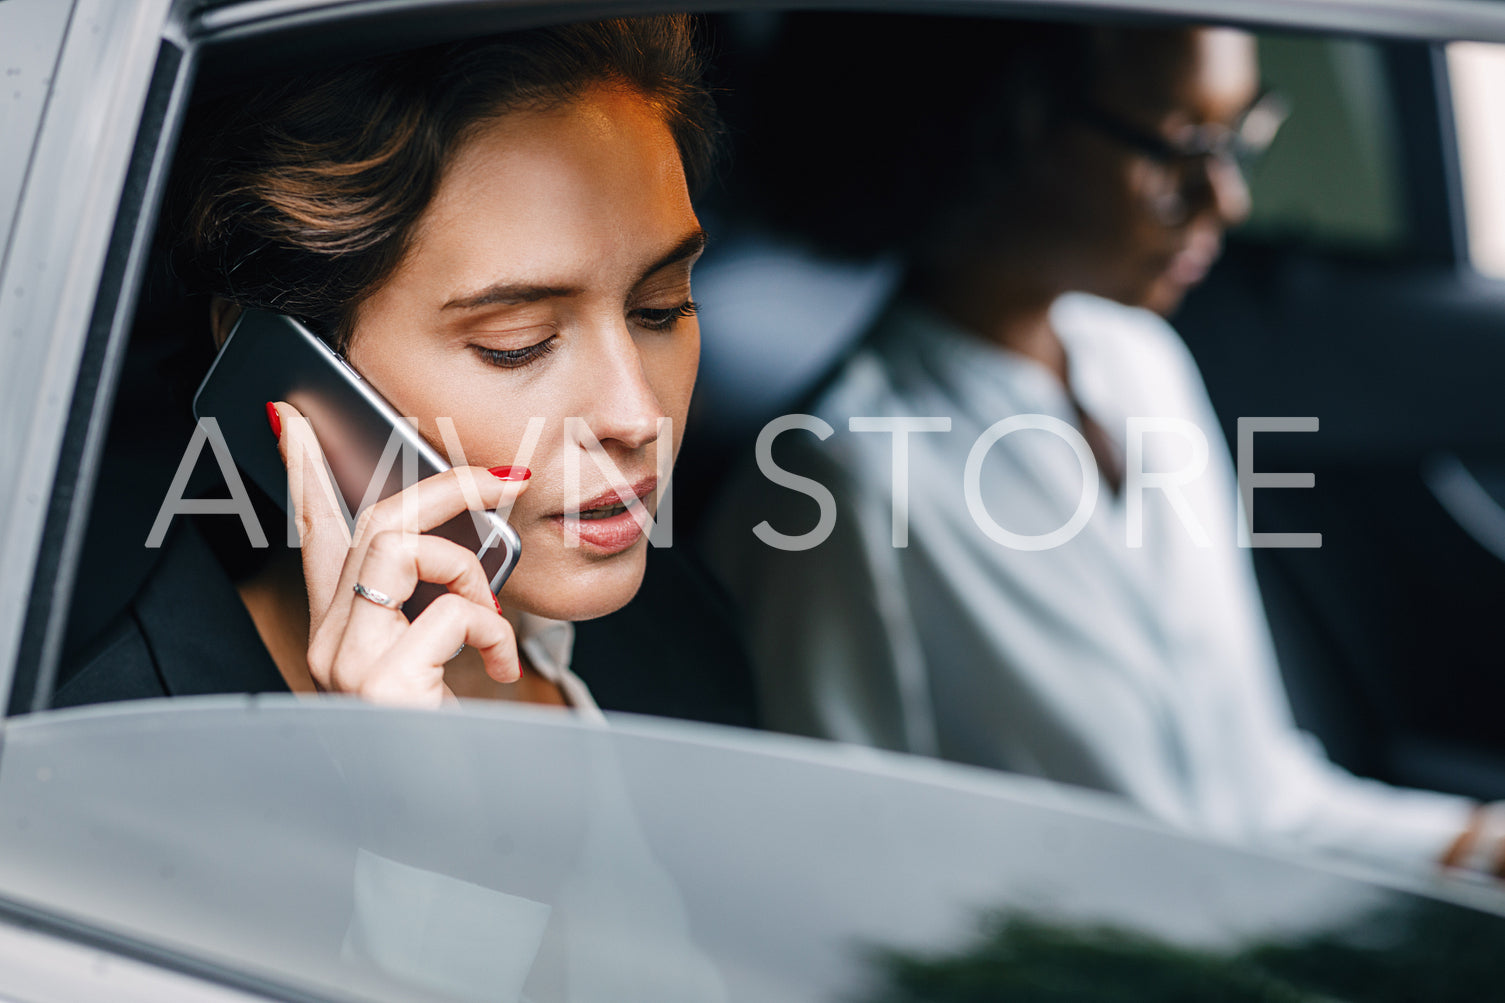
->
[509, 612, 606, 724]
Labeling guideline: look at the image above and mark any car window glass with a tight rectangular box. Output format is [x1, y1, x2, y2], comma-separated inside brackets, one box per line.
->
[1240, 34, 1406, 253]
[0, 0, 73, 272]
[3, 701, 1503, 1003]
[1447, 42, 1505, 278]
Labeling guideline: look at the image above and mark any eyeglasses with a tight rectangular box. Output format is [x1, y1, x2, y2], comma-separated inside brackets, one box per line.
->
[1072, 89, 1290, 225]
[1073, 89, 1290, 174]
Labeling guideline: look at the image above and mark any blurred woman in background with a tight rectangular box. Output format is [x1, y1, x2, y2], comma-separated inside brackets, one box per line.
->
[708, 14, 1501, 880]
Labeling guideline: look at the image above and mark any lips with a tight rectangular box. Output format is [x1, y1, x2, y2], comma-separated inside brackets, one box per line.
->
[572, 476, 658, 516]
[554, 475, 658, 554]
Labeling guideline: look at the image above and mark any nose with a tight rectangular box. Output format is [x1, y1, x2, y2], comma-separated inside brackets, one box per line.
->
[1184, 153, 1252, 227]
[573, 324, 665, 453]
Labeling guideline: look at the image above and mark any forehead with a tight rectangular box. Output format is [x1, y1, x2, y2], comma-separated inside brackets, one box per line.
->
[1094, 27, 1260, 122]
[407, 84, 695, 286]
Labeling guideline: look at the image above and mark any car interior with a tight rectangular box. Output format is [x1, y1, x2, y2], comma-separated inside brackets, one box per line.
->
[14, 2, 1505, 813]
[670, 14, 1505, 805]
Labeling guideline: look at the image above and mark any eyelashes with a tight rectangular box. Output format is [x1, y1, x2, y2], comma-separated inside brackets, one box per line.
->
[632, 299, 699, 332]
[470, 300, 698, 371]
[473, 339, 558, 370]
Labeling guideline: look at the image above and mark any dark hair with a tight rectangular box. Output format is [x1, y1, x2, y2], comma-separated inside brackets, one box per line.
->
[733, 13, 1106, 262]
[171, 16, 720, 348]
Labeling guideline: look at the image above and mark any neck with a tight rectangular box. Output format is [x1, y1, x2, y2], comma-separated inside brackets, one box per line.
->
[907, 260, 1069, 384]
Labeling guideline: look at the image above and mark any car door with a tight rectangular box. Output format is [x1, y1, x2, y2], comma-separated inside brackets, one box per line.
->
[0, 0, 183, 714]
[7, 3, 1505, 1001]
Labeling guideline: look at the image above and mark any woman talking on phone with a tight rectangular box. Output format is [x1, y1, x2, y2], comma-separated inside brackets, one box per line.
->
[54, 17, 718, 713]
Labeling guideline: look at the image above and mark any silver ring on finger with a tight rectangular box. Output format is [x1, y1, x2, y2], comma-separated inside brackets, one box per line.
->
[352, 582, 403, 610]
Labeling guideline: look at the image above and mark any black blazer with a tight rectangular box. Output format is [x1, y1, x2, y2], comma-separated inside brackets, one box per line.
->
[54, 517, 759, 728]
[54, 520, 289, 709]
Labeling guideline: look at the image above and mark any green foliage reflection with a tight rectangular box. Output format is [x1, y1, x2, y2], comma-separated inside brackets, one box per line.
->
[858, 901, 1505, 1003]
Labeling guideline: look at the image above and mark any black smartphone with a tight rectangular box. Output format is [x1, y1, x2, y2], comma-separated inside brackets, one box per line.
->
[192, 309, 521, 619]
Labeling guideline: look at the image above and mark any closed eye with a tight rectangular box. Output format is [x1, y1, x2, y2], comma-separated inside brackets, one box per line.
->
[633, 300, 699, 332]
[472, 336, 558, 369]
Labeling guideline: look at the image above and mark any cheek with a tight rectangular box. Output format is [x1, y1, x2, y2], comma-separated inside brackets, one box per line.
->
[1083, 163, 1178, 289]
[1088, 161, 1157, 245]
[371, 357, 572, 500]
[460, 393, 572, 499]
[1124, 161, 1179, 233]
[644, 327, 701, 444]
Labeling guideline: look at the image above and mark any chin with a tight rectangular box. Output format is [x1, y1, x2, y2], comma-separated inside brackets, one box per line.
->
[496, 542, 649, 622]
[1143, 287, 1188, 317]
[1123, 274, 1191, 317]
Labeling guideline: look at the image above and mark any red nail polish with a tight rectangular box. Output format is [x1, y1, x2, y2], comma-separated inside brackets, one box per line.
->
[488, 466, 530, 481]
[493, 593, 504, 615]
[265, 402, 281, 440]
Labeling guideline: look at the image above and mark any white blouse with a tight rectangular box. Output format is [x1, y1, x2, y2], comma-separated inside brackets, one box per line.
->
[707, 292, 1473, 875]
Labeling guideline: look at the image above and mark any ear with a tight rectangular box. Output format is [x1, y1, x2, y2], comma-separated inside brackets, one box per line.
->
[209, 297, 243, 350]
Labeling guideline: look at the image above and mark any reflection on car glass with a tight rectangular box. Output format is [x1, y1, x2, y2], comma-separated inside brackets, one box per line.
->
[856, 900, 1505, 1002]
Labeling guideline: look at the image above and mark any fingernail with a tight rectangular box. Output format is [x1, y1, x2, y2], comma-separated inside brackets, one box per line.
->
[265, 402, 282, 440]
[488, 466, 530, 481]
[492, 593, 504, 616]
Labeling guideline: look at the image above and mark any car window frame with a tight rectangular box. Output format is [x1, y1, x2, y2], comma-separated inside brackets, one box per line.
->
[1391, 39, 1470, 266]
[0, 0, 76, 258]
[0, 0, 184, 714]
[12, 0, 1505, 717]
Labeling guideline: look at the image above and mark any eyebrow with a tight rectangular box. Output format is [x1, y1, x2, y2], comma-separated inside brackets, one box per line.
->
[642, 227, 709, 279]
[441, 227, 709, 312]
[442, 282, 579, 311]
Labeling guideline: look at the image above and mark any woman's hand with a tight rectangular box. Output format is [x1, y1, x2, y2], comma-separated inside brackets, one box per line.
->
[269, 401, 529, 708]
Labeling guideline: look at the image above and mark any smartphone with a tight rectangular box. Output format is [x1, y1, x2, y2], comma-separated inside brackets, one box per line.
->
[192, 308, 521, 619]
